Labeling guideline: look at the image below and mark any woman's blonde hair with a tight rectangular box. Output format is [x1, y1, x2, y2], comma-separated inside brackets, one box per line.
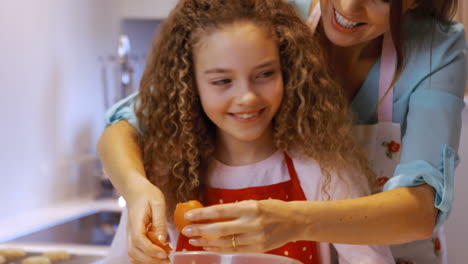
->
[136, 0, 374, 213]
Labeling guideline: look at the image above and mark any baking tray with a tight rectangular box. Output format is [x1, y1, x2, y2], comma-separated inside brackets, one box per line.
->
[2, 252, 103, 264]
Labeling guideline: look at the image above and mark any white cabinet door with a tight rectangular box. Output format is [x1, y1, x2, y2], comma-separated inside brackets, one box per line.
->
[119, 0, 178, 20]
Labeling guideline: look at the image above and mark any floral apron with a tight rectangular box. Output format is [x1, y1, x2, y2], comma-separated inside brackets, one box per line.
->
[306, 3, 446, 264]
[176, 154, 321, 264]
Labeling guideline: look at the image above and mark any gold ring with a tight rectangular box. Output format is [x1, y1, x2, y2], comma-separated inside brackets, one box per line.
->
[231, 235, 236, 248]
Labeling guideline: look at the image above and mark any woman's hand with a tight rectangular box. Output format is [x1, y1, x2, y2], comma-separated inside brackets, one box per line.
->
[125, 180, 171, 264]
[180, 200, 305, 253]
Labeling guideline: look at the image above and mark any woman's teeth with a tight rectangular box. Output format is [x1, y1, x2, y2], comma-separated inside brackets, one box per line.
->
[335, 10, 359, 28]
[233, 112, 260, 119]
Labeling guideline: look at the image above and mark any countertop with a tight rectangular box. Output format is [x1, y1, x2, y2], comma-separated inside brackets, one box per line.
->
[0, 197, 122, 244]
[0, 242, 109, 256]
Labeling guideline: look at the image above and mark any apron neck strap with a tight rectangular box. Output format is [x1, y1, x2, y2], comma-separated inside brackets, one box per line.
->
[306, 1, 321, 33]
[378, 32, 397, 122]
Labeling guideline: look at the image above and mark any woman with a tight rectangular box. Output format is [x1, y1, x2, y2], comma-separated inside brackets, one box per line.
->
[97, 0, 466, 263]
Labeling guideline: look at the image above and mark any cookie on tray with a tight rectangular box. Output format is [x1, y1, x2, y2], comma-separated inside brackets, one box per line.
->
[22, 256, 51, 264]
[0, 248, 27, 258]
[42, 251, 70, 261]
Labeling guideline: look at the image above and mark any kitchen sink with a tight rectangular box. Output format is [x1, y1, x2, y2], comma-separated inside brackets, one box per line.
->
[8, 211, 121, 246]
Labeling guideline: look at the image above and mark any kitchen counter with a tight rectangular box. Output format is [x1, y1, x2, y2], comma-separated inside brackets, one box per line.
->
[0, 197, 122, 243]
[0, 242, 109, 256]
[0, 242, 108, 264]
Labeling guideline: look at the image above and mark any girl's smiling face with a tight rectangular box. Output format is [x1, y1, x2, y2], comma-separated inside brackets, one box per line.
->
[319, 0, 417, 47]
[193, 21, 283, 145]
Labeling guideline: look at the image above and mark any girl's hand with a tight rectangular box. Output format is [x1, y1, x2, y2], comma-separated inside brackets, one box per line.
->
[181, 200, 304, 253]
[125, 180, 171, 264]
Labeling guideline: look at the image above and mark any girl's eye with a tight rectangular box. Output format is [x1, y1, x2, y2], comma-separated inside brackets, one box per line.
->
[212, 79, 231, 85]
[257, 70, 275, 79]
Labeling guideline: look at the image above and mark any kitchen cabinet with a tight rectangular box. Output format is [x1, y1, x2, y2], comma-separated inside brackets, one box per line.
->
[119, 0, 178, 20]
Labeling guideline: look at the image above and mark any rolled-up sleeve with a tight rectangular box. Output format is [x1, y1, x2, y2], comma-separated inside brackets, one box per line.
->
[104, 91, 141, 133]
[287, 0, 312, 20]
[384, 24, 467, 230]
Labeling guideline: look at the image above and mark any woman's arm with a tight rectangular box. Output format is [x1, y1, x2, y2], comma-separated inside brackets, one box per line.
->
[181, 186, 435, 253]
[97, 120, 147, 197]
[97, 121, 170, 263]
[299, 185, 437, 244]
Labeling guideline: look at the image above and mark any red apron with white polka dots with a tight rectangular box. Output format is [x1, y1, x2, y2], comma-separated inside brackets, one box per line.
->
[176, 153, 320, 264]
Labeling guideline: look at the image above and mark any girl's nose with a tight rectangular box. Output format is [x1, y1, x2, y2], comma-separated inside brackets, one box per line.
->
[235, 81, 258, 105]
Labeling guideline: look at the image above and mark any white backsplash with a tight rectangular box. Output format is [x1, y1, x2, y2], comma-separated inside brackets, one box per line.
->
[0, 0, 120, 217]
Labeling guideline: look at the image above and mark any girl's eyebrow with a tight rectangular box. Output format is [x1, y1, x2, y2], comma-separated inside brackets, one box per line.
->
[204, 60, 278, 74]
[254, 60, 278, 69]
[204, 68, 231, 74]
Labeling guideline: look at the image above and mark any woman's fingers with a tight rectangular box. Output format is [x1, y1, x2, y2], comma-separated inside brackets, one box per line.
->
[127, 233, 166, 264]
[182, 219, 258, 238]
[183, 199, 299, 253]
[126, 215, 167, 258]
[149, 199, 168, 244]
[182, 200, 260, 237]
[125, 199, 170, 259]
[186, 200, 258, 222]
[189, 233, 263, 249]
[201, 233, 267, 253]
[134, 231, 168, 258]
[204, 245, 254, 253]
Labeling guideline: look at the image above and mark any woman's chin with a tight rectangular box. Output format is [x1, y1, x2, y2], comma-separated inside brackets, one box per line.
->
[324, 28, 361, 47]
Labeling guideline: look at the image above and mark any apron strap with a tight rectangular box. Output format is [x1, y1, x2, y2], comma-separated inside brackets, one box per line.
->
[378, 32, 397, 122]
[283, 153, 300, 183]
[283, 153, 308, 202]
[306, 1, 321, 33]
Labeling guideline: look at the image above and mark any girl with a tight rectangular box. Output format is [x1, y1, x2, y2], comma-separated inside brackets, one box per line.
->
[98, 0, 466, 263]
[102, 0, 394, 263]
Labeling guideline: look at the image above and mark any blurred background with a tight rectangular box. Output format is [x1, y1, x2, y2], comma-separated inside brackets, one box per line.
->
[0, 0, 467, 263]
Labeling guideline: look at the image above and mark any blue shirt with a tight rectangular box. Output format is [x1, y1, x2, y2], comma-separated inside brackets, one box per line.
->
[104, 7, 467, 230]
[350, 14, 467, 230]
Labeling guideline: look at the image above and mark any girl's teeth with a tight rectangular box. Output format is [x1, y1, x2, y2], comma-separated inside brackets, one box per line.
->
[335, 11, 359, 28]
[233, 112, 259, 119]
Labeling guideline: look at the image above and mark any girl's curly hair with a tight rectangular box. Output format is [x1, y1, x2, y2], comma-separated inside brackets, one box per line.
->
[136, 0, 375, 214]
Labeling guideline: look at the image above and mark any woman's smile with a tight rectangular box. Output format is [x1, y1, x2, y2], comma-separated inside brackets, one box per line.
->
[332, 8, 366, 33]
[320, 0, 390, 47]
